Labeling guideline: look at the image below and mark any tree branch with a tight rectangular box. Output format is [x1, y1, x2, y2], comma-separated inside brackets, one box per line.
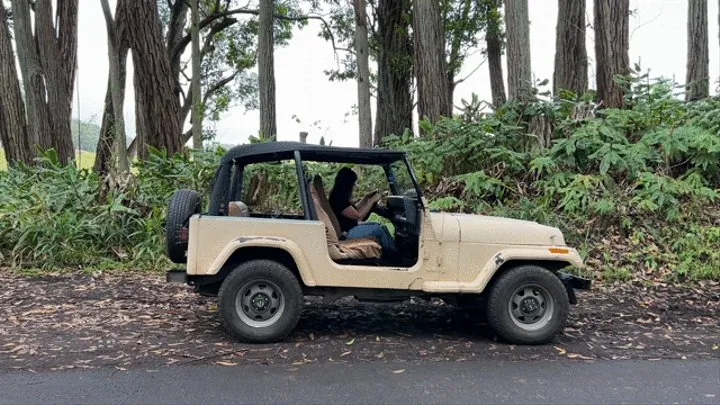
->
[203, 72, 237, 105]
[454, 56, 488, 86]
[172, 9, 340, 63]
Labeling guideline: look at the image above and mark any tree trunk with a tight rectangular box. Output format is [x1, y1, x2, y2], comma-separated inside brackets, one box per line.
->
[167, 0, 189, 101]
[100, 0, 129, 173]
[34, 0, 78, 165]
[95, 1, 130, 175]
[686, 0, 709, 101]
[191, 0, 202, 149]
[126, 0, 183, 158]
[353, 0, 373, 148]
[485, 0, 506, 107]
[446, 0, 473, 111]
[413, 0, 450, 124]
[554, 0, 588, 96]
[258, 0, 277, 140]
[374, 0, 413, 144]
[0, 3, 32, 166]
[594, 0, 629, 109]
[504, 0, 532, 102]
[10, 0, 52, 152]
[94, 82, 115, 175]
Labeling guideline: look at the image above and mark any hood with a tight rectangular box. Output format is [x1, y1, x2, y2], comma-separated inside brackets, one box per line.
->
[436, 213, 566, 246]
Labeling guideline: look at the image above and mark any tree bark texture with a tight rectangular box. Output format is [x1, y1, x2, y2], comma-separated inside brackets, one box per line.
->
[485, 0, 506, 107]
[353, 0, 373, 148]
[167, 0, 189, 100]
[686, 0, 709, 101]
[258, 0, 277, 140]
[374, 0, 413, 144]
[191, 0, 202, 149]
[0, 3, 32, 165]
[504, 0, 533, 102]
[100, 0, 129, 173]
[554, 0, 588, 96]
[33, 0, 79, 164]
[126, 0, 182, 159]
[413, 0, 450, 124]
[10, 0, 52, 152]
[95, 1, 130, 175]
[593, 0, 629, 108]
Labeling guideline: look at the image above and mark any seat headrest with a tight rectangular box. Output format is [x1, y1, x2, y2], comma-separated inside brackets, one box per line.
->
[228, 201, 250, 217]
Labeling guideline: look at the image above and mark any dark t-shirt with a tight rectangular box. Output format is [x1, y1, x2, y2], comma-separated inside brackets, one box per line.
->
[329, 193, 358, 233]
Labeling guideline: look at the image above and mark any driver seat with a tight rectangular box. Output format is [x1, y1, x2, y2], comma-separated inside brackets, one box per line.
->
[309, 176, 382, 261]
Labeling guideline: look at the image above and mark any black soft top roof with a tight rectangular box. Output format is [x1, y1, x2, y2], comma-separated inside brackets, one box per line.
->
[220, 141, 406, 165]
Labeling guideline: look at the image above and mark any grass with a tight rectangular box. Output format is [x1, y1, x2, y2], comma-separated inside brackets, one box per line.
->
[0, 148, 97, 170]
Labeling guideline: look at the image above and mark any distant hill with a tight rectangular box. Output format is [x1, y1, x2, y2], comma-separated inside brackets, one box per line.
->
[71, 119, 102, 152]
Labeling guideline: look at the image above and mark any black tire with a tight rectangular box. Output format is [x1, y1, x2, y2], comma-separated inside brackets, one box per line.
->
[218, 260, 303, 343]
[486, 265, 569, 345]
[166, 189, 202, 264]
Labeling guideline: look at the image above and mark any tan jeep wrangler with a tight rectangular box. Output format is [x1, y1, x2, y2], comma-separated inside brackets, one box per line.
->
[165, 142, 590, 345]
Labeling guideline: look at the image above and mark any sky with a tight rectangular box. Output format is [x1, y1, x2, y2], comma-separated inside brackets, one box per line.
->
[72, 0, 720, 148]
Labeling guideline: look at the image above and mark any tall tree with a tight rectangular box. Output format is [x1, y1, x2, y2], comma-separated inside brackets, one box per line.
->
[554, 0, 587, 96]
[126, 0, 182, 158]
[414, 0, 451, 123]
[375, 0, 413, 144]
[191, 0, 202, 149]
[100, 0, 129, 173]
[504, 0, 532, 102]
[686, 0, 709, 101]
[443, 0, 489, 108]
[0, 3, 32, 165]
[594, 0, 629, 109]
[10, 0, 79, 164]
[484, 0, 506, 107]
[258, 0, 277, 140]
[353, 0, 372, 147]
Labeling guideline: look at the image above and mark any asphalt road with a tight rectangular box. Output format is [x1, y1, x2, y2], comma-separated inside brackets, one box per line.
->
[1, 360, 718, 404]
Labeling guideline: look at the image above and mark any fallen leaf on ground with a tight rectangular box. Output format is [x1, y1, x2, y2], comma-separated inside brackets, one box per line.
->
[392, 369, 405, 374]
[346, 338, 356, 346]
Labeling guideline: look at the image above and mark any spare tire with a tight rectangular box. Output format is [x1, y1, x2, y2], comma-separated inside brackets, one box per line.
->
[166, 189, 202, 264]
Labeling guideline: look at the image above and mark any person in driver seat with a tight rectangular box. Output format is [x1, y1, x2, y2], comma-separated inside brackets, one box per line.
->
[329, 167, 397, 254]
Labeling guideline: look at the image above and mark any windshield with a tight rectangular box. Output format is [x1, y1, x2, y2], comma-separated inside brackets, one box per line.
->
[388, 159, 420, 198]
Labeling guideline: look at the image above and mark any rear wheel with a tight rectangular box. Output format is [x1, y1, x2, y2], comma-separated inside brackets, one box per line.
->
[218, 260, 303, 343]
[486, 265, 569, 344]
[165, 189, 201, 263]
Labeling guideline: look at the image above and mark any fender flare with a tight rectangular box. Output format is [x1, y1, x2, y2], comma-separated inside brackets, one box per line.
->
[459, 247, 585, 293]
[207, 236, 317, 287]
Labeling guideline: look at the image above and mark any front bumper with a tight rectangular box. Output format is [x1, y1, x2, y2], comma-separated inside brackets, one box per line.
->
[557, 271, 592, 304]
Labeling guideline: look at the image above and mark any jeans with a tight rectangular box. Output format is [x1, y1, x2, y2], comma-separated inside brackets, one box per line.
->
[346, 223, 397, 253]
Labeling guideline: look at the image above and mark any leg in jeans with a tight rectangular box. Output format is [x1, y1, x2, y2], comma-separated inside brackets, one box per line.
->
[346, 223, 397, 253]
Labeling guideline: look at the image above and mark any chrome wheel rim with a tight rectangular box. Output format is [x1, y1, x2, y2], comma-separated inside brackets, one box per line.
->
[507, 283, 554, 331]
[235, 279, 285, 328]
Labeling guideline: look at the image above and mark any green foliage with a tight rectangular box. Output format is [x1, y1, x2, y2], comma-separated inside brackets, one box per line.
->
[385, 79, 720, 281]
[0, 148, 223, 270]
[671, 226, 720, 280]
[1, 79, 718, 282]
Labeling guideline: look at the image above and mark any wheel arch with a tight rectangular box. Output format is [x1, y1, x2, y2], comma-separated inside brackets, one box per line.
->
[485, 259, 573, 291]
[191, 240, 316, 296]
[462, 246, 583, 294]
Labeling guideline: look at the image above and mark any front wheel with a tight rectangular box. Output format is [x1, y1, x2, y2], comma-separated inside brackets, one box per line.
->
[486, 265, 569, 344]
[218, 260, 303, 343]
